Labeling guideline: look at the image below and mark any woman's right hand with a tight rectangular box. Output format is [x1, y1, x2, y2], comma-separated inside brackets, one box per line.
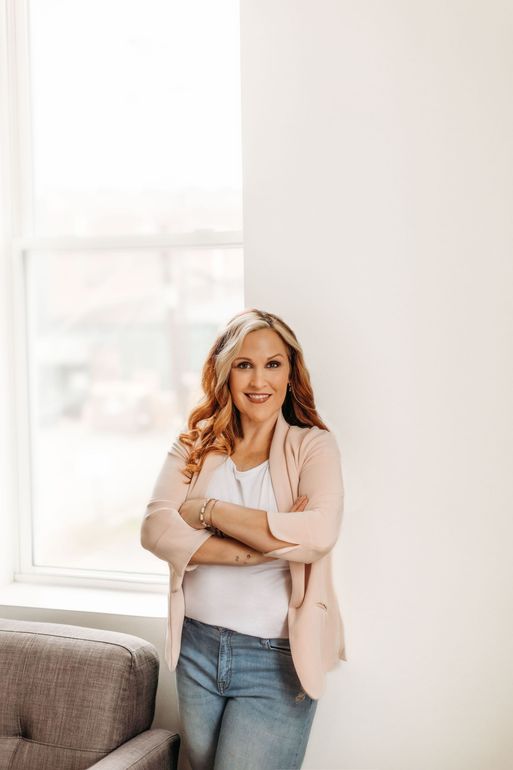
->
[256, 494, 308, 563]
[291, 494, 309, 512]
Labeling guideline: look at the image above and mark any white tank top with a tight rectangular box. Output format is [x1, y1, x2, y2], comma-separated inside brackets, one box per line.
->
[182, 455, 291, 638]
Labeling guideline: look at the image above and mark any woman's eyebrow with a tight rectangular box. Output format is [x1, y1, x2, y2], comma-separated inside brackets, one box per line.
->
[233, 353, 285, 362]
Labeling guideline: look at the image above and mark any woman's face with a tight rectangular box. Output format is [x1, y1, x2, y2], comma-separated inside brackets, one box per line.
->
[228, 328, 290, 424]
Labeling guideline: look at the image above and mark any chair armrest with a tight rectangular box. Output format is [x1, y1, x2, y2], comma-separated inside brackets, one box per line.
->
[87, 728, 180, 770]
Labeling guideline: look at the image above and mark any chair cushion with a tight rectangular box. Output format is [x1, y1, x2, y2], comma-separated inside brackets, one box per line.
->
[0, 617, 160, 770]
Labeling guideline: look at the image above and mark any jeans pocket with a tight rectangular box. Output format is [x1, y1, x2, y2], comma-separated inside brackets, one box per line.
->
[268, 637, 292, 655]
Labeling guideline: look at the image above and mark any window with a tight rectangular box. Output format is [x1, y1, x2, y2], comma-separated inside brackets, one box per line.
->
[2, 0, 243, 586]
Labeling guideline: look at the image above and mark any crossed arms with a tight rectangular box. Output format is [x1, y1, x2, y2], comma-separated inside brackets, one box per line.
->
[140, 427, 344, 576]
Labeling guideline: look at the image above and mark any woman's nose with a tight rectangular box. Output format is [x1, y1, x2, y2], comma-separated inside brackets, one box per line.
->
[249, 373, 268, 388]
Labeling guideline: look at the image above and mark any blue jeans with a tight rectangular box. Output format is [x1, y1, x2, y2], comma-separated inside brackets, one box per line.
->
[175, 616, 319, 770]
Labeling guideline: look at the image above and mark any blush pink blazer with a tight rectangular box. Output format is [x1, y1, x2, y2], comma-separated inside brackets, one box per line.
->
[140, 408, 347, 700]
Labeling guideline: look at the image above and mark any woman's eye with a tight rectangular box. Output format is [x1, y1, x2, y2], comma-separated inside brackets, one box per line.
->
[236, 361, 280, 369]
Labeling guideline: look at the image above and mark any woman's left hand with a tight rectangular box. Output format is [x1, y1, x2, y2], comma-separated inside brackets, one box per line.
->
[179, 498, 206, 530]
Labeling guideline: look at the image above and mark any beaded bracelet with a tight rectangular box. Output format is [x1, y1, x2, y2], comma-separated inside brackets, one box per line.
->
[198, 498, 213, 530]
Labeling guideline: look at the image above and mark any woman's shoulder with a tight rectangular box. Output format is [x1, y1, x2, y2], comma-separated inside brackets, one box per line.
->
[287, 422, 341, 458]
[167, 422, 197, 459]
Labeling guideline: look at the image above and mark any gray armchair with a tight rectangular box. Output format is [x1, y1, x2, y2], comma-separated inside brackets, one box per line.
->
[0, 617, 180, 769]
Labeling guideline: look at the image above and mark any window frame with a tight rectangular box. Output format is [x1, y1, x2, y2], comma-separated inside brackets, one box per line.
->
[1, 0, 243, 592]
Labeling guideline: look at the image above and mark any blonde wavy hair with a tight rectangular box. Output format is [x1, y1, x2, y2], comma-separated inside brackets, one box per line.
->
[177, 308, 330, 482]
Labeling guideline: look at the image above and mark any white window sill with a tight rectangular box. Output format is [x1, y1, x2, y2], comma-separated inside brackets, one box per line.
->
[0, 581, 168, 618]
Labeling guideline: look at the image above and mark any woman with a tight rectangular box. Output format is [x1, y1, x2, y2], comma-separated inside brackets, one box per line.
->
[141, 308, 347, 770]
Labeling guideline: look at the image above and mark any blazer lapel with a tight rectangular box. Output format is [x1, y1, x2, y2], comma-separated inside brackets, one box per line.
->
[269, 410, 305, 607]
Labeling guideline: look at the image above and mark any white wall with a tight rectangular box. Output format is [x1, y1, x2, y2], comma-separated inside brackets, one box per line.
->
[240, 1, 513, 769]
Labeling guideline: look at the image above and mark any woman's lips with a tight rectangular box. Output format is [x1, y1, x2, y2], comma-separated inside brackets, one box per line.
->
[245, 393, 271, 403]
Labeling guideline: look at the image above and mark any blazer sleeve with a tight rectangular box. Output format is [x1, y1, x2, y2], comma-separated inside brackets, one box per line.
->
[140, 435, 214, 577]
[262, 428, 344, 564]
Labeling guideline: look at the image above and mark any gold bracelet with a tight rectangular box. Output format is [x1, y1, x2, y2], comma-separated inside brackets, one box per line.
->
[207, 499, 225, 538]
[204, 498, 215, 527]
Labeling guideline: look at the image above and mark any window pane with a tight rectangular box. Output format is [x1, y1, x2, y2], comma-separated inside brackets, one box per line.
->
[28, 0, 242, 236]
[26, 247, 243, 574]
